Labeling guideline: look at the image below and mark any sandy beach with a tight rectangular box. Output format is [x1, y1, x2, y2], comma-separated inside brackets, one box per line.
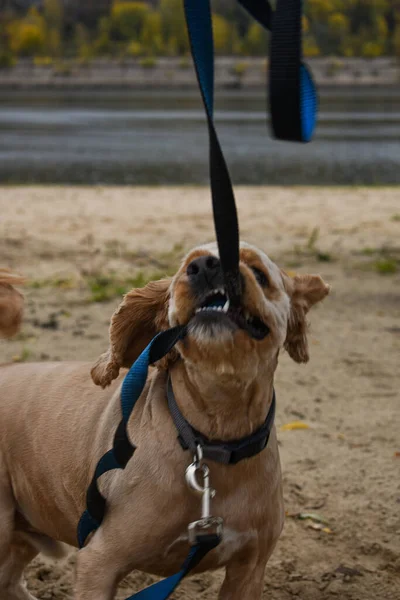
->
[1, 186, 399, 599]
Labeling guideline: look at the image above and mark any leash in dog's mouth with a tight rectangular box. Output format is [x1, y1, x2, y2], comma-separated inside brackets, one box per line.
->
[190, 288, 270, 341]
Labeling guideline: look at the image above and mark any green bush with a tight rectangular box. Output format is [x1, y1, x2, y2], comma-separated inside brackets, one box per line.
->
[141, 11, 163, 55]
[33, 55, 53, 66]
[245, 22, 268, 56]
[127, 41, 143, 57]
[361, 41, 384, 58]
[0, 52, 16, 69]
[160, 0, 189, 55]
[93, 18, 113, 56]
[0, 0, 398, 61]
[52, 61, 72, 76]
[139, 56, 157, 68]
[111, 1, 149, 40]
[231, 61, 248, 77]
[9, 22, 46, 56]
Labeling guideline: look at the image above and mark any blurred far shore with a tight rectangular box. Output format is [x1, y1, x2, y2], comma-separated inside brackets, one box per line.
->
[0, 57, 399, 90]
[0, 1, 399, 89]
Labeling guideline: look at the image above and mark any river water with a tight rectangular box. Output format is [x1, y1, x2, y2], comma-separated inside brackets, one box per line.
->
[0, 86, 399, 185]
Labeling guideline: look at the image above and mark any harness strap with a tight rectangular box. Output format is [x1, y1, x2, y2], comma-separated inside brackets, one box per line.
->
[167, 377, 276, 465]
[77, 325, 186, 548]
[77, 325, 221, 600]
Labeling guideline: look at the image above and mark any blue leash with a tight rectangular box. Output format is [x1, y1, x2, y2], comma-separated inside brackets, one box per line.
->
[77, 325, 222, 600]
[78, 2, 318, 598]
[78, 326, 187, 547]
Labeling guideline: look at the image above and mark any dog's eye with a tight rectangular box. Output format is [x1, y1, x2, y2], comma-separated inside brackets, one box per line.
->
[251, 267, 268, 287]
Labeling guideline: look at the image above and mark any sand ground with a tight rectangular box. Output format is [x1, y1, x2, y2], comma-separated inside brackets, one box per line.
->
[0, 186, 399, 599]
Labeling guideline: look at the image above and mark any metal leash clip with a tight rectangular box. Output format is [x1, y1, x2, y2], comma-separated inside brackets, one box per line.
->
[185, 445, 223, 545]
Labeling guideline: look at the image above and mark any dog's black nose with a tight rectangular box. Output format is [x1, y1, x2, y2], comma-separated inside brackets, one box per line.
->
[186, 256, 221, 283]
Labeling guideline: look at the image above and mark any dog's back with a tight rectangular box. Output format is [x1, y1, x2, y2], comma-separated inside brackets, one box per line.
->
[0, 269, 24, 338]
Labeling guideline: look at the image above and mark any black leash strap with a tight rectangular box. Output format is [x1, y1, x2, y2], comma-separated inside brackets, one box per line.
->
[269, 0, 318, 142]
[183, 0, 317, 305]
[184, 0, 242, 308]
[238, 0, 318, 142]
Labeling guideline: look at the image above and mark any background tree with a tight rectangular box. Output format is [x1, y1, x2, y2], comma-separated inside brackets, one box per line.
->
[245, 22, 269, 56]
[159, 0, 189, 55]
[74, 22, 92, 60]
[141, 11, 163, 55]
[0, 0, 397, 60]
[93, 16, 113, 56]
[43, 0, 64, 57]
[8, 7, 47, 56]
[213, 13, 240, 55]
[110, 1, 149, 41]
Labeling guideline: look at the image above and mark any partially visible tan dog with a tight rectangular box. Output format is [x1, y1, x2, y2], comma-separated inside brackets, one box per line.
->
[0, 242, 329, 600]
[0, 270, 24, 339]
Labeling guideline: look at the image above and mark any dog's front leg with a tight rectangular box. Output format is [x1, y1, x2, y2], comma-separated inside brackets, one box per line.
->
[75, 544, 120, 600]
[218, 549, 269, 600]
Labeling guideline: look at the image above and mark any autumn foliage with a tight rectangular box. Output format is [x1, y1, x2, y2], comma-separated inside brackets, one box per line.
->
[0, 0, 398, 64]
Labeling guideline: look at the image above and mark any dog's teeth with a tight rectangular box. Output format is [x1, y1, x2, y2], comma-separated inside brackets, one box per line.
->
[222, 299, 230, 313]
[244, 310, 250, 321]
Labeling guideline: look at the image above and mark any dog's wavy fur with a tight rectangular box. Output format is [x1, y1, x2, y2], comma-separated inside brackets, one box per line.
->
[0, 270, 24, 338]
[0, 243, 329, 600]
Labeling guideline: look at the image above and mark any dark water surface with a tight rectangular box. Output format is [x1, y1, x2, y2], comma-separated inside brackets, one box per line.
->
[0, 86, 399, 184]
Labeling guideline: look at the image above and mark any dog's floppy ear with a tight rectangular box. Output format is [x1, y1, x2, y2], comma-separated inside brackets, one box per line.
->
[91, 278, 172, 388]
[0, 270, 24, 338]
[283, 273, 330, 363]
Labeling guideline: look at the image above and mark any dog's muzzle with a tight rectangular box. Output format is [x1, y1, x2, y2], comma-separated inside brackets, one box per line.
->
[186, 256, 270, 340]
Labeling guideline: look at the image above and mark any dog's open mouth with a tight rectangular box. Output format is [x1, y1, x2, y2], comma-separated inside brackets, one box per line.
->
[192, 288, 270, 340]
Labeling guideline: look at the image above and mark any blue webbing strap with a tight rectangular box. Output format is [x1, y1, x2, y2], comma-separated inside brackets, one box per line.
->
[124, 534, 220, 600]
[77, 325, 186, 548]
[77, 324, 221, 600]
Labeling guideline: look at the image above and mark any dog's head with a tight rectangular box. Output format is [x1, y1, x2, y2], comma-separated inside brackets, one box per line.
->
[92, 242, 330, 387]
